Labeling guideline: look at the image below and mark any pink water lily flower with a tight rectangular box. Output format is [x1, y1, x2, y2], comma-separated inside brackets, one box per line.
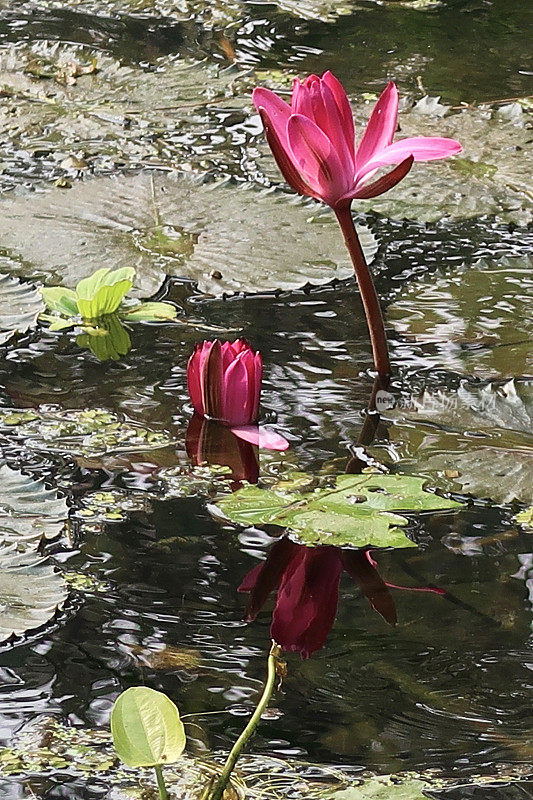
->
[187, 339, 289, 451]
[253, 73, 462, 209]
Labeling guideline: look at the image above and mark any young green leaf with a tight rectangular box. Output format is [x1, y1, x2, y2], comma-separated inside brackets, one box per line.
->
[41, 287, 79, 317]
[111, 686, 186, 768]
[76, 267, 135, 318]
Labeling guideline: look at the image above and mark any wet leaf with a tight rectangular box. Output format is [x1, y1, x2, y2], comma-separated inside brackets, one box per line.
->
[0, 172, 378, 297]
[387, 256, 533, 378]
[215, 472, 462, 547]
[0, 544, 68, 644]
[0, 461, 68, 549]
[516, 507, 533, 528]
[111, 686, 186, 768]
[0, 272, 44, 345]
[120, 302, 178, 322]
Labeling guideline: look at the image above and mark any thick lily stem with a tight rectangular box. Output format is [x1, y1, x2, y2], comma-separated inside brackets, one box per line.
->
[334, 205, 391, 379]
[209, 642, 280, 800]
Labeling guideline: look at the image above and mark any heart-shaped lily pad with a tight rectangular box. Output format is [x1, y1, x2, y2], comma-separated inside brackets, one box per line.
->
[0, 172, 377, 297]
[387, 256, 533, 379]
[0, 270, 44, 345]
[0, 462, 68, 549]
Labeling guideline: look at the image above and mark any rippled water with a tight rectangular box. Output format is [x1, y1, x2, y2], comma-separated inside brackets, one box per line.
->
[0, 0, 531, 797]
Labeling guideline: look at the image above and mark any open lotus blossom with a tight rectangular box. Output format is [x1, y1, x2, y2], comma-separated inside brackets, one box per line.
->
[254, 73, 462, 380]
[187, 339, 289, 451]
[253, 73, 462, 209]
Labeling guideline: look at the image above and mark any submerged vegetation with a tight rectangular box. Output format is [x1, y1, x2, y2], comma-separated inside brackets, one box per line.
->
[0, 0, 531, 798]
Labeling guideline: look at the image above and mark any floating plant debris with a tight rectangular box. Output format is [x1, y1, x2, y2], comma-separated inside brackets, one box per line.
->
[0, 406, 174, 457]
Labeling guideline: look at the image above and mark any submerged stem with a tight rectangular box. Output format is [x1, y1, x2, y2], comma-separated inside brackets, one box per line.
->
[334, 205, 391, 379]
[154, 764, 168, 800]
[209, 642, 280, 800]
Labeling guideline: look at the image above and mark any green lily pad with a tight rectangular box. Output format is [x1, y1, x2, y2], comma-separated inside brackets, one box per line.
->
[0, 406, 174, 457]
[332, 775, 429, 799]
[387, 256, 533, 379]
[0, 462, 68, 549]
[0, 544, 68, 644]
[0, 271, 44, 345]
[380, 380, 533, 504]
[0, 172, 378, 297]
[214, 471, 462, 547]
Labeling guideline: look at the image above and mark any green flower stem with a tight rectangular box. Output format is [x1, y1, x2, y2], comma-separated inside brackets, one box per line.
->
[154, 764, 169, 800]
[335, 205, 391, 379]
[209, 642, 280, 800]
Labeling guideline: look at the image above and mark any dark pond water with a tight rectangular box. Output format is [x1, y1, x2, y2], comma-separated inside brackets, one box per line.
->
[0, 0, 531, 798]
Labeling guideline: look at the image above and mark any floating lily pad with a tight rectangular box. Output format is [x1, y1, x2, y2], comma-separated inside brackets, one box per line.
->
[358, 103, 533, 224]
[0, 462, 68, 549]
[381, 380, 533, 504]
[215, 471, 462, 547]
[0, 172, 377, 297]
[11, 0, 352, 23]
[0, 407, 174, 457]
[387, 256, 533, 378]
[0, 271, 44, 345]
[0, 544, 68, 644]
[332, 775, 429, 799]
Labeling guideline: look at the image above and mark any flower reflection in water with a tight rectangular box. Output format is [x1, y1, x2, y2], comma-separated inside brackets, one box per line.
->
[239, 539, 444, 659]
[186, 414, 259, 489]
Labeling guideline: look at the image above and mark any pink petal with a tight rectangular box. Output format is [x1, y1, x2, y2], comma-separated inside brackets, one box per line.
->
[222, 353, 250, 425]
[230, 425, 289, 451]
[252, 351, 262, 422]
[291, 76, 313, 118]
[349, 155, 414, 200]
[187, 345, 204, 416]
[252, 87, 292, 149]
[309, 80, 355, 177]
[321, 71, 356, 165]
[257, 107, 317, 199]
[355, 81, 399, 171]
[287, 113, 352, 207]
[357, 136, 462, 182]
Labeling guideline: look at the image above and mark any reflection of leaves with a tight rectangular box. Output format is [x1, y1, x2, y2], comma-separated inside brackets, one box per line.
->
[76, 314, 131, 362]
[215, 472, 462, 548]
[0, 173, 377, 297]
[0, 272, 44, 345]
[387, 256, 533, 378]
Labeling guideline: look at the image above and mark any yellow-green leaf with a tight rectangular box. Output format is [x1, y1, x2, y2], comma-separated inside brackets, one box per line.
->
[111, 686, 186, 768]
[41, 287, 79, 317]
[77, 281, 133, 318]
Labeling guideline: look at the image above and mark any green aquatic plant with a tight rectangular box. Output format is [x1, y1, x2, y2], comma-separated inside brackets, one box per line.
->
[111, 686, 186, 800]
[215, 470, 464, 548]
[39, 266, 176, 359]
